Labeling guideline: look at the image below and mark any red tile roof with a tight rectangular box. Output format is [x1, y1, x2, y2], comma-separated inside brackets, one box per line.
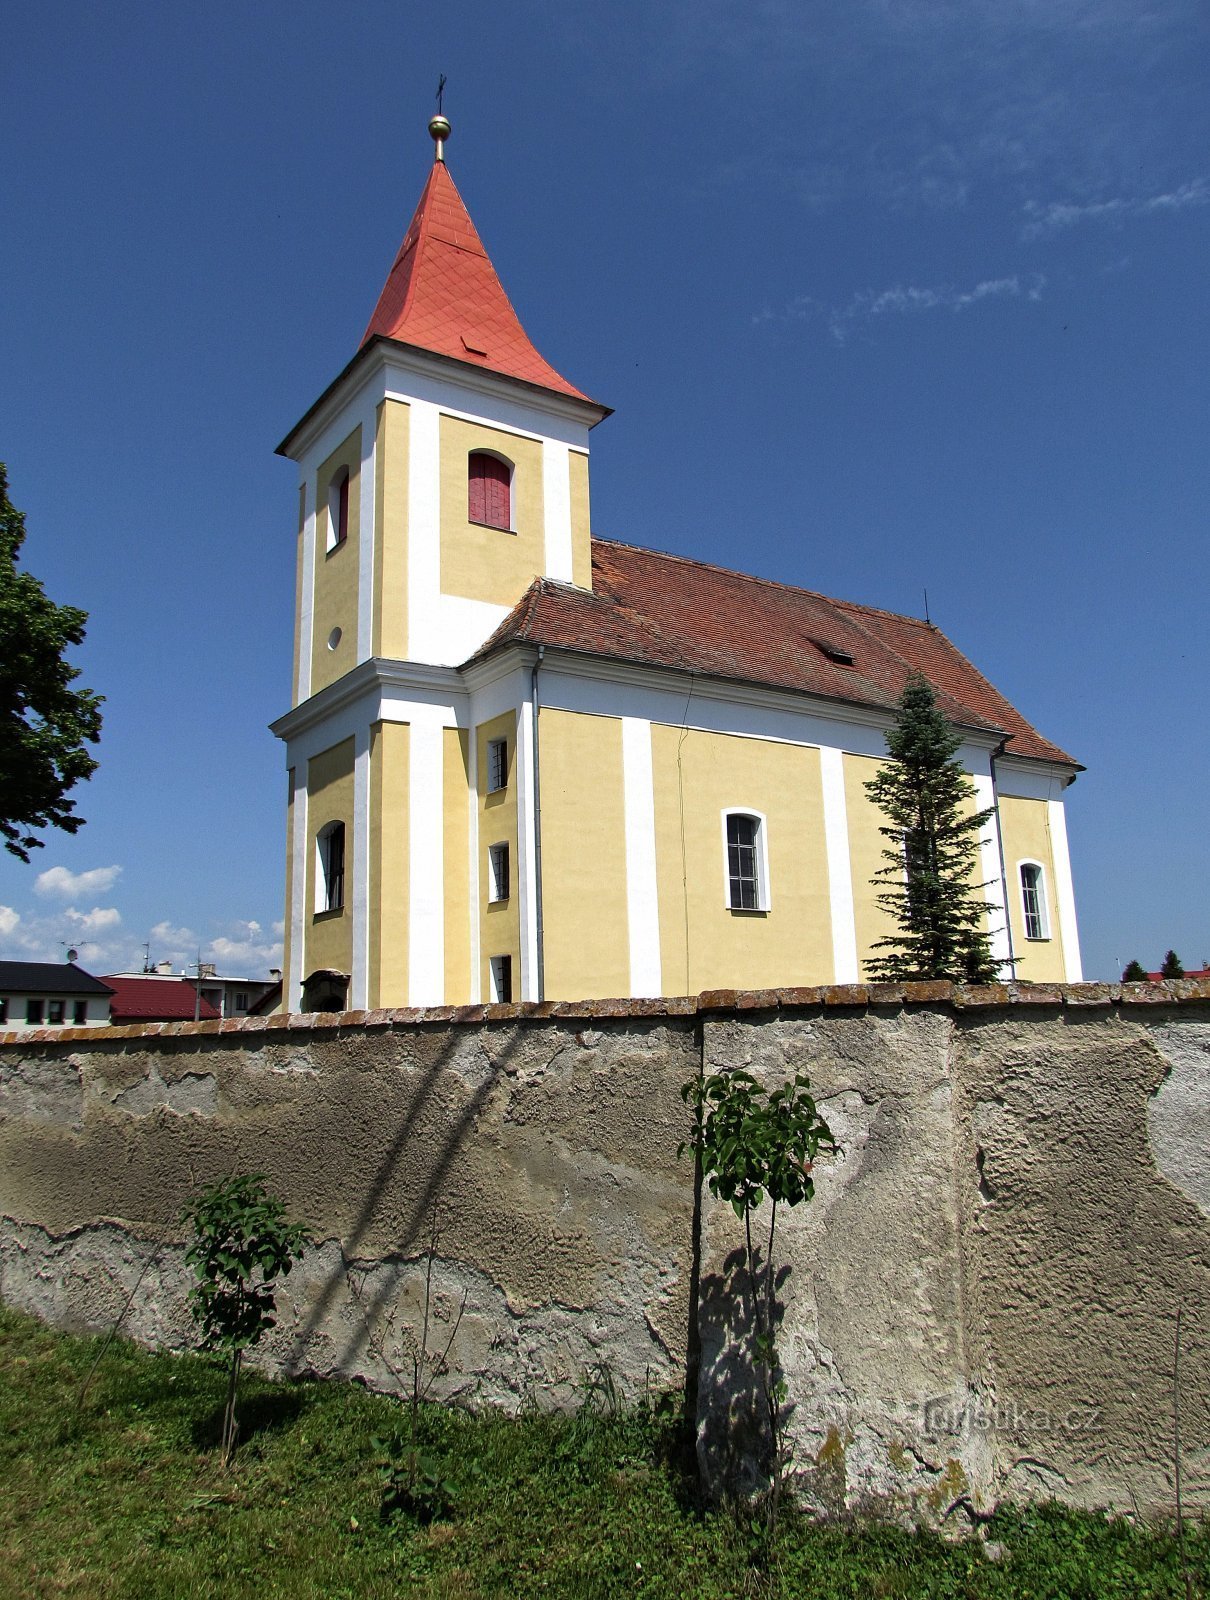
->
[469, 539, 1078, 767]
[361, 160, 593, 405]
[104, 976, 220, 1022]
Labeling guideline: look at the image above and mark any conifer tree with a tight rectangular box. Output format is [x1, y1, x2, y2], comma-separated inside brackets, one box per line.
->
[864, 671, 1000, 984]
[1121, 959, 1149, 983]
[1161, 949, 1185, 979]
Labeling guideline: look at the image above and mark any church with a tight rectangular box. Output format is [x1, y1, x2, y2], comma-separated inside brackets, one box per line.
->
[272, 114, 1082, 1013]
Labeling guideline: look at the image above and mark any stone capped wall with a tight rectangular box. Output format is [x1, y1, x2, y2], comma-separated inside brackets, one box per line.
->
[2, 981, 1207, 1517]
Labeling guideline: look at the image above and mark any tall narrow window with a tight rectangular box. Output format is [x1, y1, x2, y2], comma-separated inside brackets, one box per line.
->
[317, 821, 346, 913]
[327, 467, 350, 550]
[489, 954, 513, 1003]
[487, 737, 508, 793]
[723, 810, 769, 911]
[1019, 862, 1050, 940]
[468, 452, 511, 530]
[73, 1000, 87, 1025]
[488, 842, 510, 903]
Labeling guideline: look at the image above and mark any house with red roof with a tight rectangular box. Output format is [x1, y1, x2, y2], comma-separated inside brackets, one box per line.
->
[271, 112, 1082, 1014]
[103, 975, 221, 1025]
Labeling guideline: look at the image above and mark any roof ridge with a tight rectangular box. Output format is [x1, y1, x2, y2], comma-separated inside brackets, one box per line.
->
[591, 536, 934, 630]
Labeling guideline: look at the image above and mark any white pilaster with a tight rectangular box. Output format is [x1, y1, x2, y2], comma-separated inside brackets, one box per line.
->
[621, 717, 662, 997]
[819, 745, 860, 984]
[350, 726, 371, 1008]
[467, 725, 481, 1004]
[542, 438, 574, 583]
[288, 768, 307, 1011]
[973, 773, 1013, 973]
[516, 697, 540, 1000]
[1048, 797, 1083, 982]
[408, 710, 445, 1005]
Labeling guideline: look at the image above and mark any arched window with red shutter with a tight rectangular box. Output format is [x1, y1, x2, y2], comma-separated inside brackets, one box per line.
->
[468, 451, 512, 531]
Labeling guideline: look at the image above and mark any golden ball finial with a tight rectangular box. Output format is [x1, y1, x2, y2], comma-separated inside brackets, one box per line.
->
[428, 114, 451, 161]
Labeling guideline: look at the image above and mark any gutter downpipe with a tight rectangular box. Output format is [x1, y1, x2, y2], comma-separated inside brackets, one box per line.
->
[531, 646, 546, 1002]
[989, 736, 1017, 979]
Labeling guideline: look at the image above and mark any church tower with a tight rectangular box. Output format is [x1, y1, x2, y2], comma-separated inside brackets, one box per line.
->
[273, 114, 609, 1013]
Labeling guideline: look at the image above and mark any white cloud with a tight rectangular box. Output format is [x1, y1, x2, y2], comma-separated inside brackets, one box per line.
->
[206, 932, 284, 976]
[64, 906, 122, 935]
[34, 864, 123, 899]
[1022, 178, 1210, 237]
[765, 273, 1045, 341]
[0, 905, 19, 939]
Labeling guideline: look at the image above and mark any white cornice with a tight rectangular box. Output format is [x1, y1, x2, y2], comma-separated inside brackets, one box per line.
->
[279, 339, 608, 462]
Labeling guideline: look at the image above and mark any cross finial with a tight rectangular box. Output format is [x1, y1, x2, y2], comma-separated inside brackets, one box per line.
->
[428, 76, 451, 162]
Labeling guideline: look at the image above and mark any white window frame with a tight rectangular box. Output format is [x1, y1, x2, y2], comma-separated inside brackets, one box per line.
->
[487, 737, 508, 794]
[489, 954, 513, 1003]
[721, 808, 771, 913]
[325, 466, 350, 553]
[488, 841, 510, 903]
[1018, 859, 1050, 941]
[315, 820, 346, 914]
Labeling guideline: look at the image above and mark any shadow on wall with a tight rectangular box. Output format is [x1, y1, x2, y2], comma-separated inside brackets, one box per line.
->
[696, 1242, 794, 1498]
[292, 1022, 529, 1381]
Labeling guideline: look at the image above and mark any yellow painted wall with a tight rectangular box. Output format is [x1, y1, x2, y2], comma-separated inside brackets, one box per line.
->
[651, 727, 833, 994]
[305, 737, 355, 977]
[373, 400, 409, 661]
[292, 485, 306, 706]
[999, 794, 1066, 981]
[440, 416, 544, 607]
[310, 427, 362, 694]
[369, 722, 409, 1007]
[844, 753, 904, 977]
[476, 711, 521, 997]
[540, 711, 630, 999]
[444, 728, 472, 1004]
[569, 450, 592, 591]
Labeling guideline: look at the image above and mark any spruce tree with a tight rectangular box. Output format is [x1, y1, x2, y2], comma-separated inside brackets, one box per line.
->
[864, 671, 1000, 984]
[1121, 959, 1149, 982]
[1160, 949, 1185, 979]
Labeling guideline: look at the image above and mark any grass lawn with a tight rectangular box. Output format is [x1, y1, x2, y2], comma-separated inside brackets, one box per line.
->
[0, 1303, 1204, 1599]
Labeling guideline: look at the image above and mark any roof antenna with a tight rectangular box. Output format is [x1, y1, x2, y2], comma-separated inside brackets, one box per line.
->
[923, 587, 931, 625]
[429, 76, 450, 163]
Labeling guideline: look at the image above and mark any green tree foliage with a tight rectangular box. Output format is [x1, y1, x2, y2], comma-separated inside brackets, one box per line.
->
[0, 464, 103, 862]
[1161, 949, 1185, 979]
[863, 671, 1000, 984]
[182, 1174, 311, 1466]
[680, 1069, 835, 1538]
[1121, 959, 1149, 983]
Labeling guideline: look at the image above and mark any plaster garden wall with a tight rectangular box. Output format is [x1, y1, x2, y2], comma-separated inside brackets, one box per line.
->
[2, 981, 1207, 1518]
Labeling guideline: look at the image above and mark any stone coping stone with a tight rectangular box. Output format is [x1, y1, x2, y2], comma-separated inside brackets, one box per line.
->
[3, 977, 1209, 1049]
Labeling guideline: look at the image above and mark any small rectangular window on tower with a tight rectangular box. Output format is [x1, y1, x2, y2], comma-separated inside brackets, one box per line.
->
[489, 954, 513, 1003]
[487, 737, 508, 793]
[1020, 862, 1050, 941]
[488, 842, 510, 903]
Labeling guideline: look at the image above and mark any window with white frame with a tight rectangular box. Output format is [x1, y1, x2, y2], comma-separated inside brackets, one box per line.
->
[316, 821, 346, 913]
[1019, 861, 1050, 941]
[723, 810, 769, 912]
[487, 737, 508, 793]
[488, 842, 510, 903]
[489, 954, 513, 1003]
[326, 467, 350, 552]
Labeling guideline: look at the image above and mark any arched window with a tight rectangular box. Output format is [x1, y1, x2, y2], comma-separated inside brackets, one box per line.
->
[468, 451, 512, 530]
[316, 821, 345, 913]
[327, 468, 350, 551]
[1019, 861, 1050, 941]
[723, 810, 770, 912]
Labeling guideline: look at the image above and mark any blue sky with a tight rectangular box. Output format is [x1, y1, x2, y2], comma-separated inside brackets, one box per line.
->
[1, 0, 1207, 982]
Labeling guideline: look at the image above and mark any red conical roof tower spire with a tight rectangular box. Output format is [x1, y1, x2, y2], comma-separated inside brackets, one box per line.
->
[360, 113, 592, 404]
